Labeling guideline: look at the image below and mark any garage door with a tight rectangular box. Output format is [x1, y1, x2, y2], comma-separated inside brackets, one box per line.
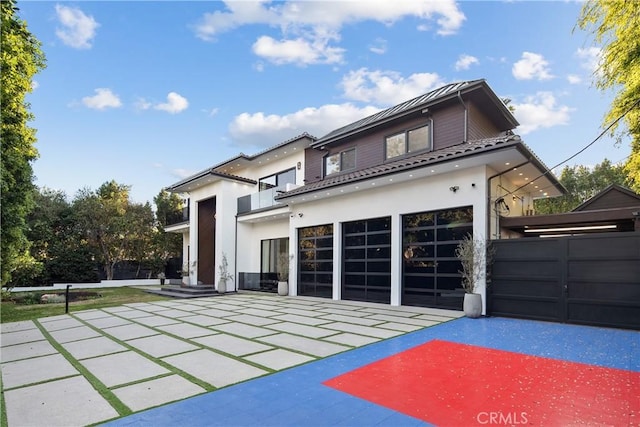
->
[490, 232, 640, 330]
[298, 224, 333, 298]
[342, 217, 391, 303]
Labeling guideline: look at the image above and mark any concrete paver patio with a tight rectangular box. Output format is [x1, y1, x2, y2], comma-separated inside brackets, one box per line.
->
[0, 292, 462, 426]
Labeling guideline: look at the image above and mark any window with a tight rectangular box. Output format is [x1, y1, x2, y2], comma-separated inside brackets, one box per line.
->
[261, 238, 289, 277]
[259, 168, 296, 191]
[325, 148, 356, 176]
[385, 124, 431, 160]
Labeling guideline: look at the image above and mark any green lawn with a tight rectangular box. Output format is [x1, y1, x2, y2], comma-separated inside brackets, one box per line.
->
[1, 287, 170, 323]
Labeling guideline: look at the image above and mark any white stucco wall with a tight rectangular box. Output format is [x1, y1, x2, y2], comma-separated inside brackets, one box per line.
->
[236, 219, 289, 277]
[287, 165, 491, 311]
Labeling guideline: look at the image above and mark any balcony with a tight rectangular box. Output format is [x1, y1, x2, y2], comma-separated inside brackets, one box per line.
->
[165, 206, 190, 226]
[237, 183, 299, 215]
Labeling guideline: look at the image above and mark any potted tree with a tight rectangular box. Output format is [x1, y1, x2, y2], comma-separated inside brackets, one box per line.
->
[455, 234, 495, 318]
[277, 253, 292, 296]
[217, 253, 233, 294]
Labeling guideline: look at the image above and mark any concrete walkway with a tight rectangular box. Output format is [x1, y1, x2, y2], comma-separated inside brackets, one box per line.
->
[0, 293, 462, 426]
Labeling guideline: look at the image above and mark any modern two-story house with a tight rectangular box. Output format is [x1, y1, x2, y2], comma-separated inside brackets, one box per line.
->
[165, 79, 564, 314]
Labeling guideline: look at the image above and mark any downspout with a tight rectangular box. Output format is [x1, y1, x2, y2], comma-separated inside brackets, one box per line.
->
[457, 91, 468, 143]
[234, 214, 238, 292]
[486, 160, 531, 240]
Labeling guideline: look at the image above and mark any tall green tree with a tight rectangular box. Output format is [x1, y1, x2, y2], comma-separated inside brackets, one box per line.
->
[535, 159, 628, 214]
[1, 0, 46, 285]
[577, 1, 640, 191]
[152, 190, 183, 274]
[74, 181, 132, 280]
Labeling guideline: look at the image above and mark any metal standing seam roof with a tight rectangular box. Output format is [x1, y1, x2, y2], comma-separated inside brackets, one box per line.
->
[313, 79, 498, 147]
[276, 135, 557, 200]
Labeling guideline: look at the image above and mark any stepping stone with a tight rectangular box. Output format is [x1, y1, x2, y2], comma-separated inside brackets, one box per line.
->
[211, 322, 276, 339]
[4, 375, 118, 427]
[62, 336, 128, 360]
[377, 322, 423, 332]
[265, 322, 338, 339]
[163, 349, 267, 388]
[39, 317, 84, 332]
[49, 326, 102, 343]
[317, 313, 384, 326]
[127, 334, 199, 358]
[73, 310, 111, 320]
[321, 322, 403, 339]
[193, 334, 272, 356]
[113, 310, 155, 320]
[135, 315, 180, 327]
[365, 314, 443, 327]
[236, 308, 279, 317]
[270, 314, 332, 326]
[323, 333, 380, 347]
[1, 340, 57, 363]
[245, 349, 315, 370]
[179, 315, 230, 327]
[103, 323, 158, 341]
[156, 323, 217, 339]
[1, 354, 78, 389]
[112, 375, 205, 412]
[223, 314, 281, 326]
[85, 316, 132, 329]
[1, 320, 36, 334]
[258, 333, 349, 357]
[1, 328, 46, 347]
[80, 351, 170, 388]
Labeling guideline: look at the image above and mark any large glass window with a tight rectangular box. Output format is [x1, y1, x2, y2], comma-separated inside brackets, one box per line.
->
[385, 124, 431, 160]
[325, 148, 356, 176]
[259, 168, 296, 191]
[261, 238, 289, 278]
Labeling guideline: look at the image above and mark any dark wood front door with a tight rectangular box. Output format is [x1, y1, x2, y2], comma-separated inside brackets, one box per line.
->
[197, 197, 216, 284]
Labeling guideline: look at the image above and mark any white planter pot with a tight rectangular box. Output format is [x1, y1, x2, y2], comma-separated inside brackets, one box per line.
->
[463, 293, 482, 318]
[218, 279, 227, 294]
[182, 277, 190, 286]
[277, 281, 288, 296]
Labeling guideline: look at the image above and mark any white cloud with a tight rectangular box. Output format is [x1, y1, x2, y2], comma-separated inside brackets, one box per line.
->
[81, 88, 122, 110]
[454, 54, 479, 71]
[171, 168, 195, 179]
[512, 52, 553, 81]
[369, 38, 387, 55]
[31, 81, 39, 90]
[194, 1, 465, 65]
[567, 74, 582, 84]
[576, 46, 602, 73]
[229, 103, 381, 146]
[340, 68, 444, 105]
[54, 4, 99, 49]
[252, 35, 344, 65]
[154, 92, 189, 114]
[512, 92, 573, 134]
[208, 108, 220, 117]
[134, 97, 152, 111]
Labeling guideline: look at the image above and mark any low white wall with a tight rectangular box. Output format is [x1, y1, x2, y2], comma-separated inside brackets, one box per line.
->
[8, 279, 171, 293]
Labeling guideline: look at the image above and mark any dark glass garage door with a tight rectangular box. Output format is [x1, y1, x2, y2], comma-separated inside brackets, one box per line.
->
[298, 224, 333, 298]
[343, 217, 392, 303]
[402, 206, 472, 309]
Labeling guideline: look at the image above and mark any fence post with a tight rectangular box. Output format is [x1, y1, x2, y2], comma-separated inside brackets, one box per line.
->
[65, 285, 72, 314]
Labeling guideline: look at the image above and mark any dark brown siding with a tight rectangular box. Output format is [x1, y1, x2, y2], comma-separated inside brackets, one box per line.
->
[197, 197, 216, 284]
[432, 103, 464, 150]
[304, 147, 324, 183]
[579, 192, 640, 211]
[468, 102, 502, 140]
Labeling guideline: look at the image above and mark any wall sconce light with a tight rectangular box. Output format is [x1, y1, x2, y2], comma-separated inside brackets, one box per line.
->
[449, 186, 459, 193]
[297, 162, 302, 170]
[298, 213, 303, 218]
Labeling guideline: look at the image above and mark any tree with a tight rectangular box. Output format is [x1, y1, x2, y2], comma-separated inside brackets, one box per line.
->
[534, 159, 628, 214]
[152, 190, 183, 275]
[1, 0, 46, 285]
[74, 181, 132, 280]
[577, 1, 640, 191]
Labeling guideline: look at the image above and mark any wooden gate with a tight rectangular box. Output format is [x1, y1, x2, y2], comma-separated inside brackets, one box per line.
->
[489, 232, 640, 330]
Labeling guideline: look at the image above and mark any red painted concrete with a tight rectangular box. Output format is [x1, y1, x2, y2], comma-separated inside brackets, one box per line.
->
[324, 339, 639, 426]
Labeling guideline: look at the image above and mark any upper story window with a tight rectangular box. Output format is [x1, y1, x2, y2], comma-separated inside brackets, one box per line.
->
[385, 124, 431, 160]
[325, 148, 356, 176]
[259, 168, 296, 191]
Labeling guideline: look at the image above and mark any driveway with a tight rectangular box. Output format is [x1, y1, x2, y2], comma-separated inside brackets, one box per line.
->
[1, 292, 463, 426]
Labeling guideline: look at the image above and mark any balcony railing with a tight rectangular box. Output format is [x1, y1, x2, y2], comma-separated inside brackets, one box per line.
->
[165, 206, 190, 226]
[237, 183, 299, 215]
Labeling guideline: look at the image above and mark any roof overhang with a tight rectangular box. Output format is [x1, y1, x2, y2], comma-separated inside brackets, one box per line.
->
[500, 206, 640, 237]
[164, 221, 189, 233]
[277, 140, 565, 205]
[166, 171, 256, 193]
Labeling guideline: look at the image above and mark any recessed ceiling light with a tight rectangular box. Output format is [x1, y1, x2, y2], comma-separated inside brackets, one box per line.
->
[505, 162, 510, 166]
[371, 182, 376, 185]
[535, 185, 539, 189]
[355, 186, 359, 189]
[525, 177, 529, 181]
[519, 173, 523, 176]
[409, 174, 413, 178]
[430, 170, 435, 173]
[454, 165, 459, 168]
[389, 178, 393, 182]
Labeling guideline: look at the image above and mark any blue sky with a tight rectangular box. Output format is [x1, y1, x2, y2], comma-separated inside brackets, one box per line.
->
[20, 0, 630, 204]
